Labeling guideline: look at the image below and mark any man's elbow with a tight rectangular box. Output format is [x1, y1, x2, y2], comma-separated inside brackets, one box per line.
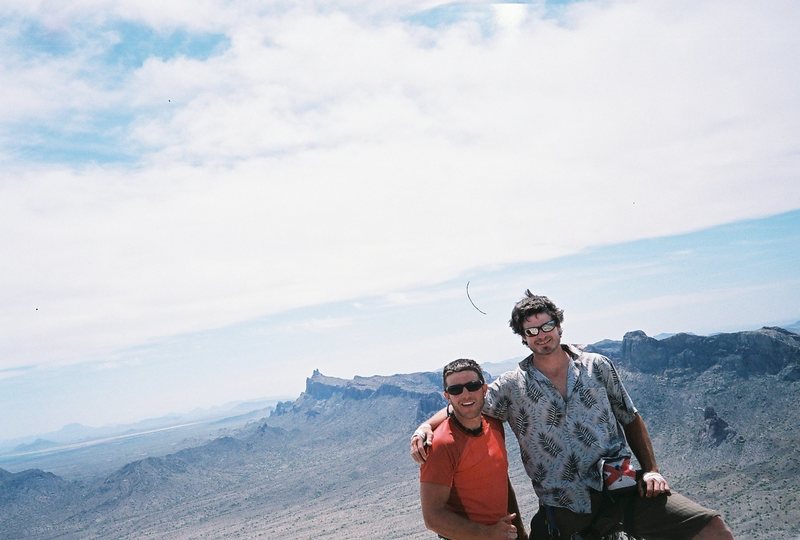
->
[421, 508, 438, 532]
[422, 506, 453, 536]
[623, 412, 644, 430]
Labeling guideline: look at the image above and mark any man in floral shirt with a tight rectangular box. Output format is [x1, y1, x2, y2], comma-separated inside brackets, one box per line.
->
[412, 291, 733, 539]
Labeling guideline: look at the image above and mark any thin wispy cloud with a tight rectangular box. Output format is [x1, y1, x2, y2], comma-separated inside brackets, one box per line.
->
[273, 316, 356, 334]
[578, 278, 800, 335]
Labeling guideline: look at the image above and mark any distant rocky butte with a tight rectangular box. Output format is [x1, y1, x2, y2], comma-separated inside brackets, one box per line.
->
[274, 368, 446, 424]
[1, 326, 799, 539]
[301, 368, 442, 400]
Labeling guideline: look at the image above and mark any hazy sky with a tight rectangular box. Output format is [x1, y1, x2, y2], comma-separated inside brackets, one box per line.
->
[2, 0, 799, 442]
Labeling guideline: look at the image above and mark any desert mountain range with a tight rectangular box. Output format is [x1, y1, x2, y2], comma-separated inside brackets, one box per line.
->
[2, 326, 799, 539]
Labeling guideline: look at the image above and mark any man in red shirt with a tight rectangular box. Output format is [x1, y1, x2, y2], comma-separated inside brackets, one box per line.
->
[419, 358, 527, 540]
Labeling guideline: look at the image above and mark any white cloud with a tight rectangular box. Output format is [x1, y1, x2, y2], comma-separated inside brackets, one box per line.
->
[2, 1, 800, 370]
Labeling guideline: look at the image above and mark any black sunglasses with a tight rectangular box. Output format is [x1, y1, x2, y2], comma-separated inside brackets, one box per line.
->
[445, 380, 483, 395]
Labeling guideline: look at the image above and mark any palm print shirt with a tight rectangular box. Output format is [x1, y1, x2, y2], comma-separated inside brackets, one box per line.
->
[483, 345, 638, 513]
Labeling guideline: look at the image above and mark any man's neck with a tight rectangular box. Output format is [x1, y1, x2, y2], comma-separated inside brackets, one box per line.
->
[531, 344, 569, 370]
[531, 345, 570, 395]
[450, 413, 483, 433]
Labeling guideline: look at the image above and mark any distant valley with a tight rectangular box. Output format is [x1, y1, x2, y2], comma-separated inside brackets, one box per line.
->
[0, 398, 285, 480]
[1, 325, 799, 539]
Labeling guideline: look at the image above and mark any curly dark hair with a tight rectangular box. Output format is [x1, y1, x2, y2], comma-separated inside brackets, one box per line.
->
[508, 290, 565, 336]
[441, 358, 484, 390]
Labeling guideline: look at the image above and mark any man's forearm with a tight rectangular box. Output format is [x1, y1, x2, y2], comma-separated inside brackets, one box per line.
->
[623, 413, 658, 472]
[411, 408, 449, 464]
[422, 506, 494, 540]
[421, 482, 515, 540]
[421, 407, 448, 431]
[507, 477, 527, 540]
[623, 413, 672, 497]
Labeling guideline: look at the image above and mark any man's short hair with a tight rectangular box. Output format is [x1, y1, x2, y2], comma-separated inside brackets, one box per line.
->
[442, 358, 484, 389]
[509, 290, 565, 336]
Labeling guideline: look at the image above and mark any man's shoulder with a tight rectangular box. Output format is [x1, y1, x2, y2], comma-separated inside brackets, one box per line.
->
[485, 415, 503, 431]
[568, 345, 612, 367]
[432, 418, 460, 444]
[428, 420, 466, 460]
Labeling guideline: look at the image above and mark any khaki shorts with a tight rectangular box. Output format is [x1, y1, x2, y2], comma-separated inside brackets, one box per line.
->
[547, 489, 719, 539]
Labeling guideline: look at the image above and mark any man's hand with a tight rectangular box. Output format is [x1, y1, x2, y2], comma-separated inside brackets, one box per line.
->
[410, 423, 433, 464]
[639, 471, 671, 497]
[486, 513, 519, 540]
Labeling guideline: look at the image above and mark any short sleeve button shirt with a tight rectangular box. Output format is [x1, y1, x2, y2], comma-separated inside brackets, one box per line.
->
[483, 345, 638, 513]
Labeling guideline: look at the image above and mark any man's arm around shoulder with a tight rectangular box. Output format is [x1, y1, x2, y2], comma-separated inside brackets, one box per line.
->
[420, 482, 519, 540]
[411, 407, 449, 463]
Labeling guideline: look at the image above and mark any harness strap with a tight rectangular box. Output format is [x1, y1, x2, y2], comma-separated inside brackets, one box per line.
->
[544, 505, 561, 538]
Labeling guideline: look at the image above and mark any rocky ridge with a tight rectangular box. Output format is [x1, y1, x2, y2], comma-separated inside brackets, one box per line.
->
[587, 326, 800, 378]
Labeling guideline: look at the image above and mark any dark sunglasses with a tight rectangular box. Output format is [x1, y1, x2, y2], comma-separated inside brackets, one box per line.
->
[523, 320, 557, 337]
[445, 380, 483, 395]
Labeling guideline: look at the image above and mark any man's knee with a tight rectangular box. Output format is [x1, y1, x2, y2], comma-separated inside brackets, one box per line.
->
[693, 515, 733, 540]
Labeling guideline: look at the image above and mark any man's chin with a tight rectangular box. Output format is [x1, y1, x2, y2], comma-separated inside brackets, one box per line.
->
[454, 407, 482, 420]
[534, 343, 559, 355]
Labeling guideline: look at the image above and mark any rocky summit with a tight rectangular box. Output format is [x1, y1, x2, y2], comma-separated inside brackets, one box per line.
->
[2, 327, 799, 539]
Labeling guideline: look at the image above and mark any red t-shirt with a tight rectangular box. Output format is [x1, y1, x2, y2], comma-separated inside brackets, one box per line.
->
[420, 415, 508, 525]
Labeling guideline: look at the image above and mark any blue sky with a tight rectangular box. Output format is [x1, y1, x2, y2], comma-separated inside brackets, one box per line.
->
[1, 0, 799, 441]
